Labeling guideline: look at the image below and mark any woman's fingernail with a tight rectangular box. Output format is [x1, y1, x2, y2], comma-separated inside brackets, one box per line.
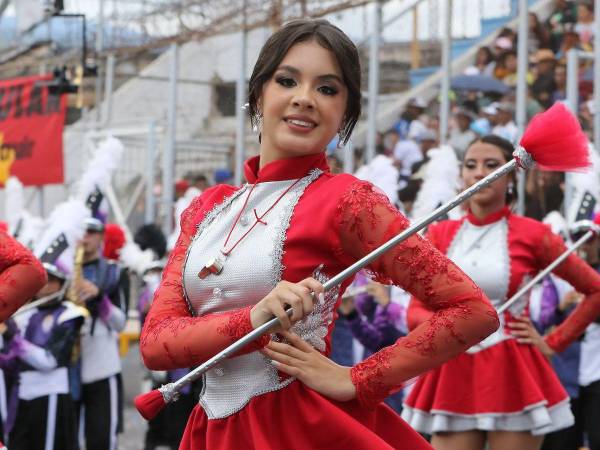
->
[318, 293, 324, 305]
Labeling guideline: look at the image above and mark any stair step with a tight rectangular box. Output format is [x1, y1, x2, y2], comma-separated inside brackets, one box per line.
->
[409, 66, 439, 88]
[452, 38, 480, 59]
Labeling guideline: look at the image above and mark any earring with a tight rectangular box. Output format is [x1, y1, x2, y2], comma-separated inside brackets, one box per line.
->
[252, 113, 263, 133]
[507, 181, 515, 195]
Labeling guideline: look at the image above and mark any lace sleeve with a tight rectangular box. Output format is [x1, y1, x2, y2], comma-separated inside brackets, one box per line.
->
[534, 228, 600, 353]
[140, 194, 270, 370]
[336, 181, 499, 409]
[0, 231, 47, 322]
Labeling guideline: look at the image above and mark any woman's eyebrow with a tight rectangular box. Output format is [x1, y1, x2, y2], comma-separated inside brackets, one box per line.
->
[277, 65, 343, 83]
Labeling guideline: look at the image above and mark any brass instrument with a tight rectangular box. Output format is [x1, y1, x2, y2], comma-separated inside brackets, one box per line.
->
[69, 244, 91, 318]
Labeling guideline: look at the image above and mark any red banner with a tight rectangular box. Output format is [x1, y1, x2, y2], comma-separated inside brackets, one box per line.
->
[0, 74, 66, 186]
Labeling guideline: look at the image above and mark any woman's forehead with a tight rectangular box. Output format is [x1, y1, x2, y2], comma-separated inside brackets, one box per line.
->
[278, 41, 343, 77]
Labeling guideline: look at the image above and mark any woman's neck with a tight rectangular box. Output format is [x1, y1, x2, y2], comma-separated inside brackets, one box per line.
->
[469, 199, 506, 220]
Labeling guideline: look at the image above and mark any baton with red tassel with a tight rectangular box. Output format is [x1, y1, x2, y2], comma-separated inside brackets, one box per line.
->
[135, 102, 590, 421]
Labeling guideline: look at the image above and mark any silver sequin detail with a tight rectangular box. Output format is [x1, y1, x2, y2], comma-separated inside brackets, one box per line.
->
[513, 146, 535, 169]
[180, 172, 326, 419]
[239, 215, 249, 226]
[212, 287, 222, 298]
[181, 185, 250, 315]
[290, 265, 340, 351]
[270, 169, 323, 288]
[159, 383, 179, 403]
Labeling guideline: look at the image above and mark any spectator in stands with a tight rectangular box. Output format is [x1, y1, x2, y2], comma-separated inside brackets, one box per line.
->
[188, 173, 210, 192]
[409, 128, 438, 177]
[394, 137, 422, 191]
[448, 108, 476, 160]
[531, 49, 558, 109]
[575, 1, 595, 47]
[547, 0, 578, 52]
[556, 23, 585, 62]
[552, 63, 568, 103]
[383, 129, 400, 155]
[468, 46, 495, 75]
[495, 50, 519, 87]
[528, 12, 551, 53]
[392, 97, 426, 139]
[492, 103, 519, 143]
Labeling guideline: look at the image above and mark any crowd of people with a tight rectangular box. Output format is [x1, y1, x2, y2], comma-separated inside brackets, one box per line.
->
[0, 3, 599, 450]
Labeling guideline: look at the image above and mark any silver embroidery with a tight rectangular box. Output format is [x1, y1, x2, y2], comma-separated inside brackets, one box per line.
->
[181, 185, 250, 315]
[270, 169, 323, 286]
[180, 171, 328, 419]
[290, 265, 340, 352]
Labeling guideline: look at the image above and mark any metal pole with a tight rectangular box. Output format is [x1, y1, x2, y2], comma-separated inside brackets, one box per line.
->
[566, 49, 579, 114]
[145, 120, 157, 224]
[162, 43, 179, 237]
[515, 0, 528, 215]
[103, 53, 115, 126]
[439, 0, 452, 145]
[366, 0, 382, 162]
[594, 0, 600, 150]
[234, 2, 247, 186]
[94, 0, 104, 123]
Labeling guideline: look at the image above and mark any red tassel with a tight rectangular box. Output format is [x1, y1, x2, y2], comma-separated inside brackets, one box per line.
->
[519, 102, 590, 172]
[134, 389, 166, 421]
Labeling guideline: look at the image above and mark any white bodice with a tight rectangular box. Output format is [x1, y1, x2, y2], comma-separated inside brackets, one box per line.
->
[447, 218, 513, 353]
[181, 170, 340, 419]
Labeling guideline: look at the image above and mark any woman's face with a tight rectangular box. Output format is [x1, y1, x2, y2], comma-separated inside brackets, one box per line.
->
[462, 142, 510, 207]
[258, 40, 348, 161]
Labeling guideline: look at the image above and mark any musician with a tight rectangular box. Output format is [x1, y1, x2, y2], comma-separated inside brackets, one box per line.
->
[76, 218, 128, 450]
[5, 262, 85, 450]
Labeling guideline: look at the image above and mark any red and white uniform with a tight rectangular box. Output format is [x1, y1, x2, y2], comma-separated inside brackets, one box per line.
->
[140, 153, 499, 450]
[0, 230, 47, 321]
[402, 207, 600, 435]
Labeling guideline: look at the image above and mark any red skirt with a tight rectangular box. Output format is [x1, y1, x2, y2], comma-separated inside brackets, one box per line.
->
[180, 380, 431, 450]
[402, 340, 573, 436]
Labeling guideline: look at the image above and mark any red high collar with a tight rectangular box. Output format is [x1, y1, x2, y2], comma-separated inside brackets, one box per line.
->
[466, 206, 511, 226]
[244, 152, 330, 183]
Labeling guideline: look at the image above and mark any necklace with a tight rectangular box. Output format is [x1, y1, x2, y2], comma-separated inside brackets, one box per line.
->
[197, 177, 303, 279]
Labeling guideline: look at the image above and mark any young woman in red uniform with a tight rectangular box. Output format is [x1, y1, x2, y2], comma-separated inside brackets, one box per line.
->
[140, 19, 499, 450]
[402, 135, 600, 450]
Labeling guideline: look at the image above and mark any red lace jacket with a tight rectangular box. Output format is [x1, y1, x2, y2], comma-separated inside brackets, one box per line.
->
[408, 208, 600, 354]
[140, 153, 499, 409]
[0, 231, 46, 321]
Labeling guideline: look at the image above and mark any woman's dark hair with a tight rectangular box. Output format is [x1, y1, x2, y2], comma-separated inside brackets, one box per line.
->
[476, 46, 494, 66]
[248, 19, 361, 145]
[465, 134, 517, 203]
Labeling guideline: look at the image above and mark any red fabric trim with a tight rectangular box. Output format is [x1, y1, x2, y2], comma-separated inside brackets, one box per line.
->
[243, 152, 330, 183]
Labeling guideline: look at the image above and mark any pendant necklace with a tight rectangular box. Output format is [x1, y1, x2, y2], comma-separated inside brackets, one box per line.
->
[198, 177, 303, 279]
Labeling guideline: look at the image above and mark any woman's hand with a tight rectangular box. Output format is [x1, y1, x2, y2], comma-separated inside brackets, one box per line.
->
[507, 315, 555, 358]
[559, 290, 583, 312]
[250, 278, 324, 331]
[366, 281, 390, 307]
[261, 331, 356, 402]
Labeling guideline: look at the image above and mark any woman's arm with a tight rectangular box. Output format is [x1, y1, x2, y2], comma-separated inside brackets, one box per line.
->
[534, 228, 600, 353]
[0, 231, 47, 321]
[140, 194, 269, 370]
[335, 181, 499, 408]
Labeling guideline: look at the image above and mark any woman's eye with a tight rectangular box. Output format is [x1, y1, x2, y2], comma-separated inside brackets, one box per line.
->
[275, 76, 296, 88]
[486, 161, 501, 169]
[318, 85, 338, 96]
[464, 162, 476, 169]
